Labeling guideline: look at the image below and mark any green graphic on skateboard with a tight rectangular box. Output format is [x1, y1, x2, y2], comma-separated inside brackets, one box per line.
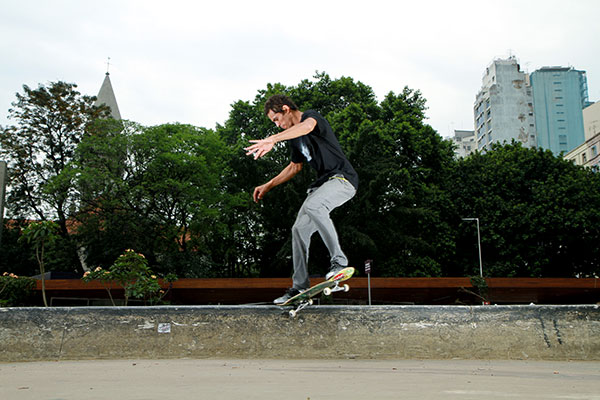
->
[280, 267, 355, 317]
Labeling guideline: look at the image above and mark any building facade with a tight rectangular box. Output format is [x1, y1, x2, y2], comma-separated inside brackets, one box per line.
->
[451, 130, 476, 158]
[530, 67, 588, 155]
[564, 101, 600, 169]
[474, 57, 537, 152]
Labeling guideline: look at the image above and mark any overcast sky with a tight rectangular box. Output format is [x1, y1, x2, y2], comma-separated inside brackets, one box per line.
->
[1, 0, 599, 138]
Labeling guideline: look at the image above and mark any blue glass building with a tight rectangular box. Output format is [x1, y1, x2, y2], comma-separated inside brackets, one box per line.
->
[530, 67, 588, 155]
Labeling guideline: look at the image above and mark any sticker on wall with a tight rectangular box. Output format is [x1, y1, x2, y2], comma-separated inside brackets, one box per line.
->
[157, 323, 171, 334]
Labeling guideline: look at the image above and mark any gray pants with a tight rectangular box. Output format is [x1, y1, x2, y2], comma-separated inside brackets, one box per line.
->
[291, 176, 356, 290]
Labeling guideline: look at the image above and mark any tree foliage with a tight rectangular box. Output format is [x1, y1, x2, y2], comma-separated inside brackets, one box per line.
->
[448, 142, 600, 277]
[218, 72, 457, 277]
[0, 81, 109, 225]
[1, 74, 599, 279]
[0, 81, 110, 273]
[71, 121, 240, 277]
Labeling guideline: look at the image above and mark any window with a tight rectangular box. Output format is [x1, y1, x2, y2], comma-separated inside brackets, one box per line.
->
[559, 135, 568, 145]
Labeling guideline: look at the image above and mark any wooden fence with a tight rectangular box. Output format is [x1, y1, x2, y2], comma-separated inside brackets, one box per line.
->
[33, 277, 600, 306]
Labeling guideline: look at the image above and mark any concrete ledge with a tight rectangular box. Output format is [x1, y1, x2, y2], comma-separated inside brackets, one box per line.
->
[1, 305, 599, 361]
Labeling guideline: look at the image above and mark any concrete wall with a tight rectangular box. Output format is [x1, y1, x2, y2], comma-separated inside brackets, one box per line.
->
[1, 305, 599, 362]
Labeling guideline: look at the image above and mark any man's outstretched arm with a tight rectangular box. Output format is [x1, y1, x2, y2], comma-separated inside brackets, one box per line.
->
[244, 117, 316, 160]
[253, 161, 303, 203]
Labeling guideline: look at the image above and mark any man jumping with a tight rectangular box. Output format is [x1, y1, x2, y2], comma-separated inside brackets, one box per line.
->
[245, 94, 358, 304]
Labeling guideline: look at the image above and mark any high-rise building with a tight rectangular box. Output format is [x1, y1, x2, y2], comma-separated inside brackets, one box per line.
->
[474, 57, 537, 152]
[530, 66, 588, 155]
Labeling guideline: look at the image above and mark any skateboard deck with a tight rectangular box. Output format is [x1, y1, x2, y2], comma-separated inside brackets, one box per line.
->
[280, 267, 355, 317]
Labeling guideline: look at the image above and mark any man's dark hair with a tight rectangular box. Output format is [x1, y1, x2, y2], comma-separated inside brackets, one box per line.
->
[264, 94, 298, 115]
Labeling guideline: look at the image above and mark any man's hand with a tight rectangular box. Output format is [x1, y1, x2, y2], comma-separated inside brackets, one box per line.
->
[250, 162, 302, 203]
[245, 137, 275, 160]
[253, 182, 271, 203]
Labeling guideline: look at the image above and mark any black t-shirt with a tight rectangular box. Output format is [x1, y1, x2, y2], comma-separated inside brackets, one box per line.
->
[289, 110, 358, 189]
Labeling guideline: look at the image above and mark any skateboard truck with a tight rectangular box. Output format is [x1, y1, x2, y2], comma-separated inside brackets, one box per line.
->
[285, 271, 354, 318]
[323, 283, 350, 296]
[288, 298, 313, 318]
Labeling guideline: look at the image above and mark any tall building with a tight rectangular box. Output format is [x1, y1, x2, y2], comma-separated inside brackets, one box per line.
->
[530, 66, 588, 155]
[95, 72, 121, 120]
[474, 57, 537, 152]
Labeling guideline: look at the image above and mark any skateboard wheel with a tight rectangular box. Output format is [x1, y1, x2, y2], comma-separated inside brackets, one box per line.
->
[308, 298, 314, 305]
[343, 284, 350, 292]
[323, 287, 332, 296]
[289, 310, 297, 318]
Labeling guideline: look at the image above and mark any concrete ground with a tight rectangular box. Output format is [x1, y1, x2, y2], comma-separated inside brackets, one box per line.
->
[0, 359, 599, 400]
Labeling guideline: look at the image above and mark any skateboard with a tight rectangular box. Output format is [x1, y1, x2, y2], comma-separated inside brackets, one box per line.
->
[280, 267, 355, 317]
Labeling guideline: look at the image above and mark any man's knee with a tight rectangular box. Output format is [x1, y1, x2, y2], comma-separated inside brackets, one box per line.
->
[302, 199, 331, 218]
[292, 214, 312, 236]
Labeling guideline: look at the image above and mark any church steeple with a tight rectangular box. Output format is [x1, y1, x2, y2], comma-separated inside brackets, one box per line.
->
[95, 61, 121, 120]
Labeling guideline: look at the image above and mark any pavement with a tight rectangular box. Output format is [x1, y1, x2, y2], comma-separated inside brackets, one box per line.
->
[0, 359, 599, 400]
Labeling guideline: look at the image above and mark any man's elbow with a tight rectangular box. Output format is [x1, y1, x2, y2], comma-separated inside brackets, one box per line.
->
[291, 162, 303, 174]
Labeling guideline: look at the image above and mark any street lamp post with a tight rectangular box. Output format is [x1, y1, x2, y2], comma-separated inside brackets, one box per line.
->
[0, 161, 6, 248]
[462, 218, 483, 278]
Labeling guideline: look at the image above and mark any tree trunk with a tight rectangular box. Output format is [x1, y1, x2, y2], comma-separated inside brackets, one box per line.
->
[38, 244, 48, 307]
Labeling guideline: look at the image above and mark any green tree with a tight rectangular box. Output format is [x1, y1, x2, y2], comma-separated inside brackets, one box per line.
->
[19, 220, 60, 306]
[0, 81, 111, 274]
[218, 72, 457, 278]
[449, 142, 600, 277]
[72, 121, 236, 277]
[334, 89, 457, 277]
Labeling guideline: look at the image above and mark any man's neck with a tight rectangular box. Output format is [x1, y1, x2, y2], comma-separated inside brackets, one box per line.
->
[290, 110, 303, 127]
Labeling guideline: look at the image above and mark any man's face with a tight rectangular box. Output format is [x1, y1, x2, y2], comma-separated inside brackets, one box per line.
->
[267, 105, 293, 130]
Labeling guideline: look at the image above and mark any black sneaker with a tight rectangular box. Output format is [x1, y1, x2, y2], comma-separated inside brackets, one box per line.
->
[273, 288, 301, 305]
[325, 262, 346, 280]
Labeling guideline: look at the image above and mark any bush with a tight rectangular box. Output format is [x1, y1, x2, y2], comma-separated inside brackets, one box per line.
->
[0, 273, 36, 306]
[83, 249, 177, 305]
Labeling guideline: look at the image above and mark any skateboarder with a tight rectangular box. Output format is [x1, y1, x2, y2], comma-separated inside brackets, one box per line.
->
[245, 94, 358, 304]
